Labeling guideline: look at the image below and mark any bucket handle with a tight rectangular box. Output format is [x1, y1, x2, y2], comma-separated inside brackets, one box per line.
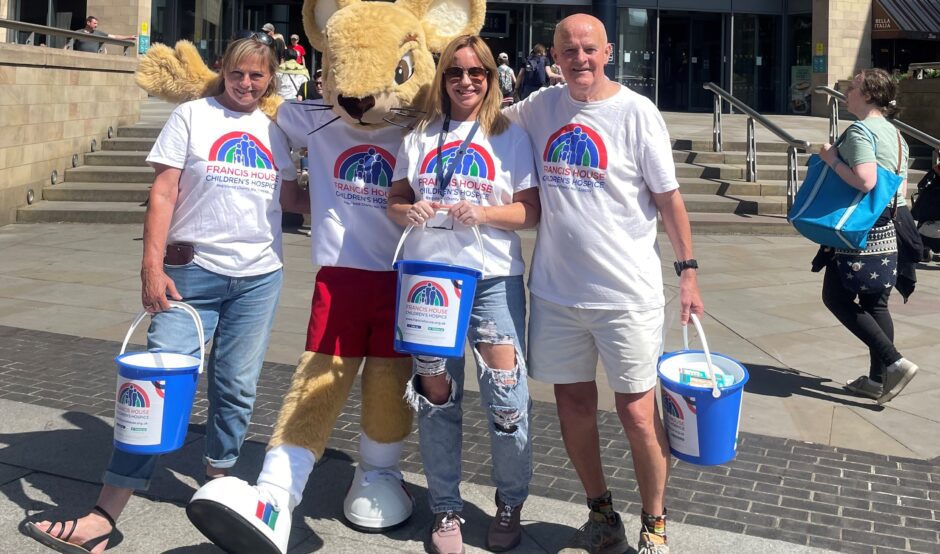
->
[392, 211, 487, 279]
[119, 301, 205, 374]
[682, 313, 720, 399]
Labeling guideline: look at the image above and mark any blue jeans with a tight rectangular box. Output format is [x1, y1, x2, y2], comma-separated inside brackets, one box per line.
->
[103, 262, 283, 490]
[407, 275, 532, 512]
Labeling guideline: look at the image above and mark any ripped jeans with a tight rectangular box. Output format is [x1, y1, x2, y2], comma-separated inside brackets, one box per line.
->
[405, 275, 532, 513]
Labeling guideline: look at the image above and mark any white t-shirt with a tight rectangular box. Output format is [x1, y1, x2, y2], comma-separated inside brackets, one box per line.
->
[146, 97, 295, 277]
[393, 118, 536, 277]
[505, 84, 679, 309]
[277, 102, 407, 271]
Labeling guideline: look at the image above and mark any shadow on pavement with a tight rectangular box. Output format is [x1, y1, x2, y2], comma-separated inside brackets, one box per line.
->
[743, 363, 884, 411]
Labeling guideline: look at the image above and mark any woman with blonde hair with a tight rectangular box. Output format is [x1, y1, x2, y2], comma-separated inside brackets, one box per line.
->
[388, 34, 540, 554]
[818, 68, 919, 404]
[25, 35, 302, 554]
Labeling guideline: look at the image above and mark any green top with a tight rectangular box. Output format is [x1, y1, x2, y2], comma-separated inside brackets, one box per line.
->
[837, 115, 909, 206]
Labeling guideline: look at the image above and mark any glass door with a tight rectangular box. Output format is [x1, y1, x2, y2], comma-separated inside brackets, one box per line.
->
[689, 14, 724, 111]
[732, 14, 781, 112]
[658, 12, 724, 112]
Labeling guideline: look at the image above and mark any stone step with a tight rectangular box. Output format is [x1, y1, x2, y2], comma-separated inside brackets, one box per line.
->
[117, 125, 163, 139]
[83, 151, 151, 167]
[42, 182, 150, 203]
[675, 149, 934, 168]
[672, 139, 813, 153]
[676, 212, 797, 236]
[16, 201, 145, 224]
[677, 177, 786, 196]
[682, 193, 787, 215]
[65, 166, 154, 183]
[103, 137, 157, 151]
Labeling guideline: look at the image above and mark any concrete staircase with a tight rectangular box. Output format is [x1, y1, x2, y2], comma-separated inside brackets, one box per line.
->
[16, 100, 171, 224]
[16, 103, 933, 236]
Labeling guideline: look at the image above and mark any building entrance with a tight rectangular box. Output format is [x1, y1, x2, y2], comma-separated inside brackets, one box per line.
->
[658, 12, 724, 112]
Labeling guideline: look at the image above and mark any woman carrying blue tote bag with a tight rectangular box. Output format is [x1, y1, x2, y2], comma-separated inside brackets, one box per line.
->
[807, 69, 919, 406]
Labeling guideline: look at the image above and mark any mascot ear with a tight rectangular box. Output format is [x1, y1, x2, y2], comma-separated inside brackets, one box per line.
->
[396, 0, 486, 53]
[303, 0, 360, 52]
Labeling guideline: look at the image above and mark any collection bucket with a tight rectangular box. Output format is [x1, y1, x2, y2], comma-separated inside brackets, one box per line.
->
[113, 301, 204, 455]
[392, 218, 485, 358]
[657, 314, 749, 466]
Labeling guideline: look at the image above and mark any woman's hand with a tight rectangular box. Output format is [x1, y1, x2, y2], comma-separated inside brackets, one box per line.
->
[141, 266, 181, 314]
[447, 200, 488, 227]
[407, 200, 438, 226]
[820, 143, 839, 167]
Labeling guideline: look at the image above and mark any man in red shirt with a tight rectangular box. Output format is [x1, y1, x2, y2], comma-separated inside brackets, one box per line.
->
[290, 34, 306, 66]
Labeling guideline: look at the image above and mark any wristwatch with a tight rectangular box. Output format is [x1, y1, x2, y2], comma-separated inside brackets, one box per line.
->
[674, 259, 698, 276]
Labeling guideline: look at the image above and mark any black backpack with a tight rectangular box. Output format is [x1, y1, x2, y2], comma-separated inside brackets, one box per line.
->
[911, 167, 940, 223]
[522, 55, 547, 90]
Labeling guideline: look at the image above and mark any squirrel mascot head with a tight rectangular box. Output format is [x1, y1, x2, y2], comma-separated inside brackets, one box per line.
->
[135, 0, 486, 128]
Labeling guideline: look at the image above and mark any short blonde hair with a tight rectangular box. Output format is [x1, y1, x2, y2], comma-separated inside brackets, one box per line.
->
[420, 35, 509, 137]
[213, 37, 278, 99]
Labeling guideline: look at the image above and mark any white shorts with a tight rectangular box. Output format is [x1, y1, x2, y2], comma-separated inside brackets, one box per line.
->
[527, 294, 663, 394]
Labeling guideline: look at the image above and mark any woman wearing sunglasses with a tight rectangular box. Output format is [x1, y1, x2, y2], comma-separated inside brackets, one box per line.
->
[388, 35, 540, 554]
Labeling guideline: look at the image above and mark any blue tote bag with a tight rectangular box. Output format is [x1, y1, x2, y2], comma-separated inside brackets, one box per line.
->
[788, 122, 903, 250]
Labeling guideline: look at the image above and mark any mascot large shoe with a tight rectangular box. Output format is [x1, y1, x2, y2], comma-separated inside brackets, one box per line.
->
[344, 465, 414, 531]
[187, 477, 292, 554]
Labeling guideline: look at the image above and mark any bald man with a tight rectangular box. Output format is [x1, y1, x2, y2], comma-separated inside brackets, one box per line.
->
[504, 14, 703, 554]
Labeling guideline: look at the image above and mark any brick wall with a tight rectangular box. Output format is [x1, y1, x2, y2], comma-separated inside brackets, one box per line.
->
[811, 0, 874, 117]
[0, 43, 144, 226]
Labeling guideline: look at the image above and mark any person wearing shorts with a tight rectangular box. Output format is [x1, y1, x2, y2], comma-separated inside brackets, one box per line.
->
[504, 13, 704, 554]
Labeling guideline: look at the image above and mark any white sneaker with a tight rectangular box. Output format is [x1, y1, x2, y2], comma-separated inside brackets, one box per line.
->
[343, 465, 414, 531]
[187, 477, 292, 554]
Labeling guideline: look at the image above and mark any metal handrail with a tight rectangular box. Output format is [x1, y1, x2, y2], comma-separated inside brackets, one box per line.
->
[0, 18, 134, 55]
[703, 82, 811, 211]
[814, 85, 940, 167]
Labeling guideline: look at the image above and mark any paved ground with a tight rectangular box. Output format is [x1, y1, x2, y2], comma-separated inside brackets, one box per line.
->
[1, 223, 940, 553]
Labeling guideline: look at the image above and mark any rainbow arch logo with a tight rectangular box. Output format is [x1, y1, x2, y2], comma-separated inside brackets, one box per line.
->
[662, 393, 682, 420]
[333, 145, 395, 187]
[543, 124, 607, 169]
[208, 131, 278, 170]
[408, 280, 448, 307]
[118, 383, 150, 408]
[420, 141, 496, 182]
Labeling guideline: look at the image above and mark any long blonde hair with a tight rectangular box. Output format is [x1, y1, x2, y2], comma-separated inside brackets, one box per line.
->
[212, 37, 279, 100]
[419, 35, 509, 137]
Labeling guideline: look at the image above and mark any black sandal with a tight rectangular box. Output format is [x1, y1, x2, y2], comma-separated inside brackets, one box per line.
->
[24, 505, 116, 554]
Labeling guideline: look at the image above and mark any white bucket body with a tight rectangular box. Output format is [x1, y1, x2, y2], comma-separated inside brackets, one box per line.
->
[396, 274, 466, 349]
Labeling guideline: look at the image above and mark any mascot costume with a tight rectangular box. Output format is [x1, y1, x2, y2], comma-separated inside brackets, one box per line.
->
[135, 0, 485, 552]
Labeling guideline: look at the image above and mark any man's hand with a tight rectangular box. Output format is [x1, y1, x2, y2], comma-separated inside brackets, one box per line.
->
[678, 270, 704, 325]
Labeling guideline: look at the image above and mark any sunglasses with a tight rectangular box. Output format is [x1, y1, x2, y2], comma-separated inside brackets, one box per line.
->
[233, 30, 274, 47]
[443, 66, 489, 82]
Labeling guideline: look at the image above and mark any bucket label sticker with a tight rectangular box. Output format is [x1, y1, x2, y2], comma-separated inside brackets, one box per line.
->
[662, 388, 699, 457]
[114, 378, 166, 446]
[397, 275, 463, 347]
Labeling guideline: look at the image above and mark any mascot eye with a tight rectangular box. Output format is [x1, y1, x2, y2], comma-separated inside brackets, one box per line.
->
[395, 52, 415, 85]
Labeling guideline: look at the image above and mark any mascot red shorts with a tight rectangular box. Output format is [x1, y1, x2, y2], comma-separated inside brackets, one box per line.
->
[306, 266, 408, 358]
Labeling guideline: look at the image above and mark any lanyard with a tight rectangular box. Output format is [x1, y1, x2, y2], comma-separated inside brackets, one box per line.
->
[436, 116, 480, 198]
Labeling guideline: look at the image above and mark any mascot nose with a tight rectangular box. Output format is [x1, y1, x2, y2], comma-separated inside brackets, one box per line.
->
[337, 95, 376, 120]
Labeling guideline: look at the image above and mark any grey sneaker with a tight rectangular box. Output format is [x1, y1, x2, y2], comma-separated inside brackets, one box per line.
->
[844, 375, 883, 400]
[637, 530, 669, 554]
[558, 511, 628, 554]
[878, 358, 918, 404]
